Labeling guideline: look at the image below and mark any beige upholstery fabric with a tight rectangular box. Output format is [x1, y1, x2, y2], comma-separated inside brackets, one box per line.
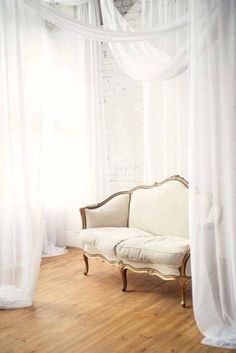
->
[129, 180, 189, 238]
[116, 235, 189, 267]
[83, 245, 182, 276]
[80, 227, 152, 255]
[85, 194, 130, 228]
[80, 178, 191, 280]
[80, 227, 189, 268]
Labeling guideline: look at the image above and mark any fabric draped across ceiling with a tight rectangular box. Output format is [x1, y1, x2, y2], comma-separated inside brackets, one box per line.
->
[40, 0, 190, 182]
[0, 0, 236, 349]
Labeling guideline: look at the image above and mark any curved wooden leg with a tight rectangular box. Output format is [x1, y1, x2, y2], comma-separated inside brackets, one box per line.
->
[179, 277, 187, 307]
[120, 267, 127, 292]
[83, 253, 89, 276]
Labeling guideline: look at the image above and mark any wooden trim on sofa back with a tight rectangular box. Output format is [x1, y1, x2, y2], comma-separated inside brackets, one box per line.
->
[126, 175, 188, 227]
[80, 175, 188, 229]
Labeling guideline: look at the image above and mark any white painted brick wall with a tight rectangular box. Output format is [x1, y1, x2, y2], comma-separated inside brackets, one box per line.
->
[102, 0, 188, 193]
[102, 0, 144, 193]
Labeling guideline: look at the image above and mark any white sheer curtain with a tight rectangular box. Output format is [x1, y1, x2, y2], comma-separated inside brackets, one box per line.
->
[42, 0, 109, 255]
[142, 0, 189, 182]
[143, 76, 189, 182]
[100, 0, 189, 182]
[100, 0, 188, 80]
[189, 0, 236, 348]
[0, 0, 45, 308]
[40, 0, 188, 42]
[2, 1, 236, 347]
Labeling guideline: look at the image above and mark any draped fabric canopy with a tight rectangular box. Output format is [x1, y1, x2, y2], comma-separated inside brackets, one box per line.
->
[1, 0, 236, 349]
[100, 0, 188, 81]
[40, 0, 188, 42]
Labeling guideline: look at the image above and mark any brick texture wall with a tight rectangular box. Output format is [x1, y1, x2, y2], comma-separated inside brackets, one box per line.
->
[102, 0, 144, 193]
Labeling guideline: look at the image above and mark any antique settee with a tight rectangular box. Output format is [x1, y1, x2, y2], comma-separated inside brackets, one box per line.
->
[79, 175, 191, 307]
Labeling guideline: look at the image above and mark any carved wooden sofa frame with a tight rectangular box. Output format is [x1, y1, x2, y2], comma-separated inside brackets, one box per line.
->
[80, 175, 191, 307]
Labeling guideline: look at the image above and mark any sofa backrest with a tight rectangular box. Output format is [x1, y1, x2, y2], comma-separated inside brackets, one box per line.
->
[84, 193, 130, 228]
[129, 177, 189, 238]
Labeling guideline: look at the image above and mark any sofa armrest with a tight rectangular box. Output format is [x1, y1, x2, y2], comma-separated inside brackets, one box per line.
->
[80, 192, 131, 229]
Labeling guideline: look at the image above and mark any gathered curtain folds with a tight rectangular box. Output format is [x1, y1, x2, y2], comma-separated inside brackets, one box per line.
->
[40, 1, 188, 42]
[41, 0, 109, 255]
[0, 0, 45, 308]
[100, 0, 189, 182]
[100, 0, 189, 81]
[189, 0, 236, 348]
[1, 0, 236, 349]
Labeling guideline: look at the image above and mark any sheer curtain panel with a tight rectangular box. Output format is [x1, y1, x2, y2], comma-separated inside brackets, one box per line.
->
[100, 0, 189, 182]
[189, 0, 236, 348]
[100, 0, 188, 80]
[1, 2, 236, 347]
[142, 0, 189, 182]
[0, 0, 45, 308]
[41, 0, 109, 254]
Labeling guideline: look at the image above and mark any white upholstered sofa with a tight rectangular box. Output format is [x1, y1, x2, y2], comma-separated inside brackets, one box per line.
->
[79, 175, 191, 307]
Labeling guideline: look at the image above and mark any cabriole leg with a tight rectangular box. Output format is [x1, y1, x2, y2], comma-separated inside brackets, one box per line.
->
[179, 277, 187, 307]
[83, 253, 89, 276]
[120, 267, 128, 292]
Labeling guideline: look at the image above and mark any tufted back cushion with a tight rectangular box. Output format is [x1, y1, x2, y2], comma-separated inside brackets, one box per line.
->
[129, 180, 189, 238]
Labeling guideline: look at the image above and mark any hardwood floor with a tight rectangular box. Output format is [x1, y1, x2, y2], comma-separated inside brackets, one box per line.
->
[0, 248, 234, 353]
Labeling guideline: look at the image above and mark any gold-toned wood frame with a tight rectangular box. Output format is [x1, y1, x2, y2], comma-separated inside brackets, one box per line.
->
[80, 175, 191, 307]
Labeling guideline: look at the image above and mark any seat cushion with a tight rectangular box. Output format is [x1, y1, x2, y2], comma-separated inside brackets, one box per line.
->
[116, 235, 189, 267]
[79, 227, 153, 256]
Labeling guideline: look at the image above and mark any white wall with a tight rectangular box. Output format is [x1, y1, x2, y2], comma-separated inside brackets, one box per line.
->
[102, 0, 189, 193]
[102, 0, 144, 194]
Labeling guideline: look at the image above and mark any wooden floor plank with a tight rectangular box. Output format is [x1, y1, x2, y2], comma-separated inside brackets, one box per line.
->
[0, 248, 235, 353]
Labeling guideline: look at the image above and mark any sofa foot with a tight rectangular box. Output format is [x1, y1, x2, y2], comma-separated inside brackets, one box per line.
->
[83, 253, 89, 276]
[120, 268, 127, 292]
[179, 277, 187, 307]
